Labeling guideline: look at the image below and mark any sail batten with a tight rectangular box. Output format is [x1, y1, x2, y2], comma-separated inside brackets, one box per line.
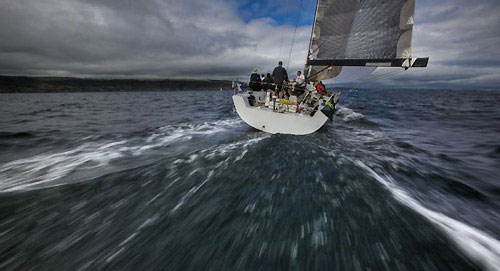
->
[306, 0, 424, 81]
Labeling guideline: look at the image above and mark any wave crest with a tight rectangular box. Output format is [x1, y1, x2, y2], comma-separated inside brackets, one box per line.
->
[0, 118, 243, 192]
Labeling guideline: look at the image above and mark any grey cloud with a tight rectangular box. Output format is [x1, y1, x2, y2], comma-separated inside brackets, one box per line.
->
[372, 0, 500, 89]
[0, 0, 262, 78]
[0, 0, 499, 89]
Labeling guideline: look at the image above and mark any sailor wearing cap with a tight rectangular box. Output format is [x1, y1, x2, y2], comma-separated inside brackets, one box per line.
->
[249, 68, 262, 91]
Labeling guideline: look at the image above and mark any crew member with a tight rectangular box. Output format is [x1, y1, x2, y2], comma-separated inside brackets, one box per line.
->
[315, 80, 329, 95]
[272, 61, 288, 97]
[294, 70, 306, 95]
[262, 73, 274, 91]
[249, 68, 261, 91]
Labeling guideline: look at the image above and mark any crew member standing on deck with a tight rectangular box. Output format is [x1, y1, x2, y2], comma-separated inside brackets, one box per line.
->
[272, 61, 288, 98]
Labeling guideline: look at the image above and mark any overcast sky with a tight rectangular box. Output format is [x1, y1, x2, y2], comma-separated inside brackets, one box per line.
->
[0, 0, 499, 89]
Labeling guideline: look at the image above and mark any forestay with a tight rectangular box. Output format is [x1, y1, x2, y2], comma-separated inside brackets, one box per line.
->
[305, 0, 427, 81]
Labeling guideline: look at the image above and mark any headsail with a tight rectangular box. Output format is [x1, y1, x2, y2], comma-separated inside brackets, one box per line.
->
[305, 0, 428, 81]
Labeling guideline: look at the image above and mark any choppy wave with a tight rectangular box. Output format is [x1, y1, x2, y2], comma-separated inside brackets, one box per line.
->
[0, 118, 243, 192]
[0, 142, 123, 192]
[170, 135, 269, 213]
[1, 90, 499, 270]
[0, 131, 35, 139]
[356, 161, 500, 271]
[336, 106, 365, 122]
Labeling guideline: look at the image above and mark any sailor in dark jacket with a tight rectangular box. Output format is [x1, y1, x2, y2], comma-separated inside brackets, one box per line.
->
[249, 68, 262, 91]
[262, 73, 274, 91]
[272, 61, 288, 93]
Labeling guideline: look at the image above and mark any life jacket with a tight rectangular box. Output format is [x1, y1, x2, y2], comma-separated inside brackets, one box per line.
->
[316, 84, 326, 93]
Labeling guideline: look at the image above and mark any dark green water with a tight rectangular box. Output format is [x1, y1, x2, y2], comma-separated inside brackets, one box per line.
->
[0, 90, 499, 270]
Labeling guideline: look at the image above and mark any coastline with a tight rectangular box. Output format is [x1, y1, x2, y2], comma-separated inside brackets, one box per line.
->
[0, 76, 232, 93]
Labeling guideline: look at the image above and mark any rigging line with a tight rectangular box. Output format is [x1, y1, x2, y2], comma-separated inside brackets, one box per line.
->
[278, 0, 290, 61]
[333, 67, 370, 83]
[359, 70, 402, 83]
[304, 0, 319, 76]
[287, 0, 304, 71]
[307, 65, 331, 80]
[412, 18, 430, 60]
[350, 69, 406, 88]
[410, 1, 429, 59]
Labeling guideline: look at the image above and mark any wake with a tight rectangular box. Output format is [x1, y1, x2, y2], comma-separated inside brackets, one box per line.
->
[356, 161, 500, 271]
[0, 118, 243, 192]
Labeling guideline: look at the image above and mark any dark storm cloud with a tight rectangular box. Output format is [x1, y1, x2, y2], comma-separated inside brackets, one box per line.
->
[0, 0, 268, 77]
[0, 0, 499, 89]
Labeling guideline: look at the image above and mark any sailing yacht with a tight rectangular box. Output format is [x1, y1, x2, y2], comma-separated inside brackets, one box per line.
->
[233, 0, 428, 135]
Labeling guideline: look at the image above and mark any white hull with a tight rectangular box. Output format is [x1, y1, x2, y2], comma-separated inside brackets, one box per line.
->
[232, 93, 329, 135]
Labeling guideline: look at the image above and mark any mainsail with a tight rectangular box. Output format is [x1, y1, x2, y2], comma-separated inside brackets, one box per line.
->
[305, 0, 428, 81]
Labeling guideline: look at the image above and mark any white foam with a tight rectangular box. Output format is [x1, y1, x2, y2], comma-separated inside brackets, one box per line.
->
[157, 118, 242, 136]
[0, 143, 124, 192]
[202, 136, 269, 160]
[356, 160, 500, 271]
[105, 247, 126, 263]
[138, 118, 243, 153]
[171, 170, 214, 213]
[169, 135, 269, 213]
[0, 118, 243, 192]
[336, 106, 364, 121]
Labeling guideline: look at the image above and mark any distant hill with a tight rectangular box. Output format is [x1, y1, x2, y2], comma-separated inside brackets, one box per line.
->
[0, 76, 233, 93]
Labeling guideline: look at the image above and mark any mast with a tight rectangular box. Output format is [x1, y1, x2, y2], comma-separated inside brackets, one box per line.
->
[304, 0, 319, 77]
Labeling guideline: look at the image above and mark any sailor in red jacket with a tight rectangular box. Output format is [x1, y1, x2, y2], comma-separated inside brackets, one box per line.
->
[315, 80, 329, 96]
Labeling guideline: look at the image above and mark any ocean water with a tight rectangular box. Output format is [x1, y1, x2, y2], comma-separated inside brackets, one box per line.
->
[0, 89, 499, 270]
